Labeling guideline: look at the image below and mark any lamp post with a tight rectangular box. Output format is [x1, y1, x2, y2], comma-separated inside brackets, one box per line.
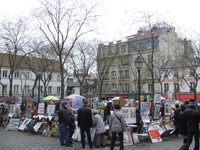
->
[134, 56, 143, 115]
[36, 66, 43, 103]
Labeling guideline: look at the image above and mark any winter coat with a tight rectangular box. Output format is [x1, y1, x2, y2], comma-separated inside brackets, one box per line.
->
[69, 114, 76, 135]
[78, 105, 92, 128]
[178, 111, 187, 135]
[183, 106, 200, 130]
[173, 108, 180, 126]
[93, 114, 106, 134]
[58, 107, 69, 126]
[109, 109, 126, 132]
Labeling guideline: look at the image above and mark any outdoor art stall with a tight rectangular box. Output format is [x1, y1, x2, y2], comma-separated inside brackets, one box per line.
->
[0, 93, 181, 148]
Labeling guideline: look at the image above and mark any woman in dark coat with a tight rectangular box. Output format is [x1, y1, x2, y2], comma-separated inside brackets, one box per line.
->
[178, 105, 188, 150]
[67, 108, 76, 144]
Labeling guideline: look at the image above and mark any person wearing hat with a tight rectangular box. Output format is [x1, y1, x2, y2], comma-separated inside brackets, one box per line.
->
[93, 110, 106, 148]
[183, 99, 200, 150]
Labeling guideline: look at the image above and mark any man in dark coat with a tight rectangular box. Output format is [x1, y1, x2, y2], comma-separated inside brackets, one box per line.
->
[183, 99, 200, 150]
[78, 99, 93, 149]
[58, 102, 72, 147]
[173, 104, 180, 136]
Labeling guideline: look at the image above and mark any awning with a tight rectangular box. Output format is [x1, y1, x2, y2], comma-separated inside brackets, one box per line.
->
[162, 94, 200, 101]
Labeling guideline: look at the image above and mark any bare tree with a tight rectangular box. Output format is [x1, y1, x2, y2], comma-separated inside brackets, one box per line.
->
[70, 39, 97, 95]
[34, 0, 101, 99]
[0, 17, 36, 96]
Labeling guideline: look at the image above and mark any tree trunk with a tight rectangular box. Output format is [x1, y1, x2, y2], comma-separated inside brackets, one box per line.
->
[9, 71, 14, 97]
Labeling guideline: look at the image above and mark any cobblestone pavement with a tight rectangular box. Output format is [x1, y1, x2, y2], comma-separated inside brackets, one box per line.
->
[0, 127, 196, 150]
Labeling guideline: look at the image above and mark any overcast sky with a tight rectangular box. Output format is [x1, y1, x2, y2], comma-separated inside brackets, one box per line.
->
[0, 0, 199, 41]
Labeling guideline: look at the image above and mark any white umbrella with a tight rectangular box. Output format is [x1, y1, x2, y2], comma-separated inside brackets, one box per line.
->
[112, 97, 120, 100]
[65, 94, 85, 100]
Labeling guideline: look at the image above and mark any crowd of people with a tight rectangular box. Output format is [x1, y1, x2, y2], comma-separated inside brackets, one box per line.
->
[172, 99, 200, 150]
[56, 98, 200, 150]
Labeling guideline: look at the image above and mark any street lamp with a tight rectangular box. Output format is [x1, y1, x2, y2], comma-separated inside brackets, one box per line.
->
[134, 56, 143, 115]
[36, 66, 43, 103]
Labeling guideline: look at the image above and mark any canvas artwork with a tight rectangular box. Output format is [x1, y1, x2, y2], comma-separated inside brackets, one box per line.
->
[154, 104, 161, 120]
[148, 129, 162, 143]
[123, 132, 133, 146]
[5, 119, 20, 131]
[18, 118, 32, 130]
[26, 98, 32, 118]
[164, 103, 170, 115]
[141, 102, 151, 115]
[33, 122, 43, 132]
[132, 133, 140, 144]
[122, 108, 129, 118]
[97, 102, 104, 109]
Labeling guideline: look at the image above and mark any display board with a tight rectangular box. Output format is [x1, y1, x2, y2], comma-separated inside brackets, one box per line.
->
[46, 105, 55, 115]
[154, 104, 160, 120]
[38, 103, 45, 114]
[123, 132, 133, 146]
[18, 118, 32, 130]
[26, 98, 32, 118]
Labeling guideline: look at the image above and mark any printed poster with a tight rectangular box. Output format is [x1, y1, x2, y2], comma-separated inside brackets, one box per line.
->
[46, 105, 55, 115]
[154, 94, 161, 104]
[141, 102, 151, 115]
[148, 129, 162, 143]
[18, 118, 32, 130]
[38, 103, 45, 114]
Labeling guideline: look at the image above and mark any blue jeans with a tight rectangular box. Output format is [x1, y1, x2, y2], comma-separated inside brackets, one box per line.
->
[59, 123, 70, 146]
[106, 115, 110, 124]
[110, 132, 124, 150]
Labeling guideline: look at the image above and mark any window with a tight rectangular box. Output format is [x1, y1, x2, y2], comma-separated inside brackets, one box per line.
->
[125, 70, 129, 79]
[123, 57, 129, 65]
[119, 84, 123, 93]
[4, 85, 7, 94]
[119, 71, 123, 79]
[26, 72, 30, 79]
[105, 84, 109, 92]
[147, 55, 152, 63]
[164, 70, 168, 78]
[57, 87, 61, 94]
[118, 58, 122, 66]
[112, 59, 116, 65]
[148, 84, 153, 92]
[136, 43, 141, 50]
[57, 75, 61, 81]
[111, 46, 116, 54]
[3, 70, 7, 77]
[48, 86, 52, 94]
[112, 71, 116, 78]
[174, 69, 178, 78]
[164, 83, 169, 92]
[104, 72, 109, 80]
[14, 85, 19, 94]
[15, 71, 19, 78]
[112, 84, 116, 90]
[121, 45, 126, 54]
[174, 83, 179, 92]
[125, 83, 129, 93]
[190, 82, 195, 92]
[147, 41, 152, 49]
[24, 86, 29, 94]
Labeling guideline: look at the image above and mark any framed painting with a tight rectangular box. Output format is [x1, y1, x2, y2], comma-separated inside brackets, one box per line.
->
[123, 132, 133, 146]
[154, 104, 161, 120]
[132, 133, 140, 144]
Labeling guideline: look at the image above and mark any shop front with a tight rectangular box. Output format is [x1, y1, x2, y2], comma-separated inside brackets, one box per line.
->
[162, 93, 200, 101]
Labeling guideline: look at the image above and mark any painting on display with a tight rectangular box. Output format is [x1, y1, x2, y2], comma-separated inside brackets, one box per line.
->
[97, 102, 104, 109]
[148, 129, 162, 143]
[132, 133, 140, 144]
[164, 103, 170, 115]
[141, 102, 151, 115]
[38, 103, 45, 114]
[123, 132, 133, 146]
[18, 118, 32, 130]
[129, 99, 136, 107]
[72, 97, 83, 108]
[154, 104, 161, 120]
[9, 104, 15, 113]
[33, 122, 43, 132]
[121, 107, 136, 124]
[26, 98, 32, 118]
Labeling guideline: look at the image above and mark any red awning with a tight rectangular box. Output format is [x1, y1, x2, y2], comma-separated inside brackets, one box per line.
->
[162, 94, 200, 101]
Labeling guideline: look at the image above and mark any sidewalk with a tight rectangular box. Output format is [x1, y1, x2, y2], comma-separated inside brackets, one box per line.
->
[0, 127, 195, 150]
